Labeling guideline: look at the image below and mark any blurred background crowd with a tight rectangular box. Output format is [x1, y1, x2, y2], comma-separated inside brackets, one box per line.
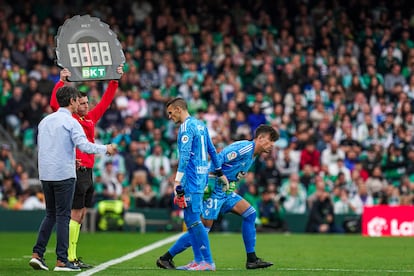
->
[1, 0, 414, 231]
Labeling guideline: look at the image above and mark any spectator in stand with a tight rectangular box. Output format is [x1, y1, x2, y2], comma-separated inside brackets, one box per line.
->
[20, 92, 45, 149]
[384, 63, 406, 97]
[178, 77, 198, 102]
[366, 166, 389, 203]
[304, 79, 330, 108]
[361, 145, 383, 174]
[0, 174, 21, 209]
[140, 59, 161, 94]
[300, 140, 321, 173]
[98, 102, 123, 131]
[330, 159, 352, 184]
[337, 122, 361, 151]
[247, 102, 267, 137]
[279, 63, 302, 94]
[356, 113, 375, 147]
[404, 147, 414, 177]
[101, 161, 123, 201]
[276, 145, 299, 182]
[306, 190, 344, 233]
[351, 160, 369, 184]
[135, 183, 158, 208]
[160, 74, 178, 98]
[36, 66, 55, 96]
[126, 88, 148, 122]
[198, 50, 216, 78]
[321, 140, 346, 171]
[129, 170, 150, 194]
[333, 188, 352, 215]
[281, 180, 307, 214]
[4, 85, 25, 137]
[0, 160, 7, 186]
[383, 143, 407, 183]
[349, 180, 374, 215]
[0, 144, 16, 175]
[257, 157, 281, 191]
[21, 187, 45, 210]
[299, 164, 316, 192]
[257, 189, 285, 232]
[147, 89, 167, 117]
[144, 144, 171, 188]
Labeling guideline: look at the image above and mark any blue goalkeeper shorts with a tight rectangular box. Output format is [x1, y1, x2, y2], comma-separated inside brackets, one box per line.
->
[202, 192, 243, 220]
[184, 192, 204, 227]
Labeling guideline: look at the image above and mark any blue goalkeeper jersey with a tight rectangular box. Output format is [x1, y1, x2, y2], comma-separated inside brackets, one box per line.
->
[209, 140, 256, 193]
[177, 116, 221, 194]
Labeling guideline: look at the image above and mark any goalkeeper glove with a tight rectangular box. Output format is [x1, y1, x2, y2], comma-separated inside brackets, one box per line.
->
[220, 176, 230, 192]
[203, 184, 212, 200]
[174, 195, 187, 208]
[215, 169, 230, 192]
[226, 181, 237, 194]
[174, 185, 187, 208]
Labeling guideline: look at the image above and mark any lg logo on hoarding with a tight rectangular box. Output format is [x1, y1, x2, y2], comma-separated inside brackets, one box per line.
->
[368, 217, 414, 236]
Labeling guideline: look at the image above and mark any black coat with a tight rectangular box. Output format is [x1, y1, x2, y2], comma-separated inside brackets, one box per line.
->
[306, 196, 335, 232]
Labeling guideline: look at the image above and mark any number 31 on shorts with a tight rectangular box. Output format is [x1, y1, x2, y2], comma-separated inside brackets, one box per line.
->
[206, 198, 218, 210]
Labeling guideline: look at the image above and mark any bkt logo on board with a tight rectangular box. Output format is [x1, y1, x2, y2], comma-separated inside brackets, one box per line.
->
[55, 15, 125, 82]
[82, 67, 106, 78]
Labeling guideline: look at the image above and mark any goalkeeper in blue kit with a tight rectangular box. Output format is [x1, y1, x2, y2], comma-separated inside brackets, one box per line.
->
[164, 98, 229, 271]
[157, 124, 278, 270]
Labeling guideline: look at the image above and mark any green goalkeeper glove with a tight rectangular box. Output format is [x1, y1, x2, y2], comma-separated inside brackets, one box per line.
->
[203, 185, 212, 200]
[203, 178, 215, 200]
[226, 181, 237, 194]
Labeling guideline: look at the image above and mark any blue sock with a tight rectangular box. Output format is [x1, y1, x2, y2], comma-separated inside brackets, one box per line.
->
[169, 231, 192, 257]
[168, 226, 211, 258]
[188, 224, 204, 263]
[241, 206, 257, 254]
[190, 222, 213, 263]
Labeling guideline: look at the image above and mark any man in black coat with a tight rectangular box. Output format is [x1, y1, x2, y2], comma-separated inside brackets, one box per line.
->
[306, 191, 344, 233]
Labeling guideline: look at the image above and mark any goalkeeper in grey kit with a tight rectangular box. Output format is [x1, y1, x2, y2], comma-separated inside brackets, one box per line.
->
[157, 124, 278, 269]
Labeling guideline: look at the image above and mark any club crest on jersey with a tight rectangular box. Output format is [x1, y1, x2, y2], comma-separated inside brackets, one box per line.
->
[181, 135, 189, 143]
[227, 151, 237, 160]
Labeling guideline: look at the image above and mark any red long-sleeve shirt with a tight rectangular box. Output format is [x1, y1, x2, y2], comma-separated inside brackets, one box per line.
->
[50, 80, 118, 168]
[300, 148, 321, 172]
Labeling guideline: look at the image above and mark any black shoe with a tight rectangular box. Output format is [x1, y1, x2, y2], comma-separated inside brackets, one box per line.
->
[71, 258, 93, 269]
[246, 258, 273, 269]
[156, 257, 175, 269]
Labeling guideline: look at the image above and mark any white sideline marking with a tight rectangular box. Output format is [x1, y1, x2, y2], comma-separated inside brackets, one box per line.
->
[76, 233, 183, 276]
[88, 266, 414, 273]
[276, 268, 414, 273]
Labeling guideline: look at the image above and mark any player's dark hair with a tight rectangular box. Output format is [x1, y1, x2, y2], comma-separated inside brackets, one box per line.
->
[56, 86, 80, 107]
[254, 124, 279, 141]
[166, 97, 188, 111]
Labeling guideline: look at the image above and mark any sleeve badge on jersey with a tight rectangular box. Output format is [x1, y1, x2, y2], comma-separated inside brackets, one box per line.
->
[227, 151, 237, 160]
[181, 135, 189, 143]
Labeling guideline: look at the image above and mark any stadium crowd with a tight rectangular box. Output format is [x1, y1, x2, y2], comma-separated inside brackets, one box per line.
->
[1, 0, 414, 232]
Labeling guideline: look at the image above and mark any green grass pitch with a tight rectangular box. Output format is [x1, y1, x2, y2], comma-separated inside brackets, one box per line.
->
[1, 231, 413, 275]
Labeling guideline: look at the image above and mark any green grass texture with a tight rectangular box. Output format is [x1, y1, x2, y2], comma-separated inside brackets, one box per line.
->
[1, 232, 413, 275]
